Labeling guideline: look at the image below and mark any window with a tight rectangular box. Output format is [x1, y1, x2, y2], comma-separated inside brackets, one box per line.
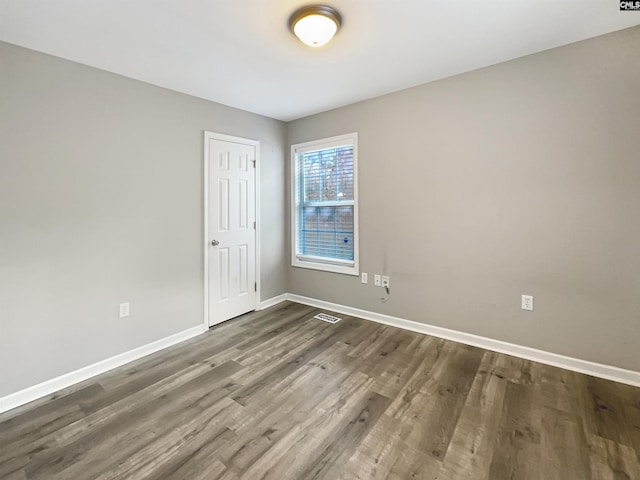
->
[291, 133, 359, 275]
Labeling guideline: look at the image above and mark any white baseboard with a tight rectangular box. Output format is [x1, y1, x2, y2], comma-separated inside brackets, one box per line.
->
[285, 294, 640, 388]
[4, 295, 638, 415]
[258, 293, 289, 310]
[0, 325, 207, 414]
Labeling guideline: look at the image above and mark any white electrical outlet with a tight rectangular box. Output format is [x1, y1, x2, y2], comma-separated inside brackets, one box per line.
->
[119, 302, 130, 318]
[361, 272, 368, 284]
[521, 295, 533, 311]
[381, 276, 390, 288]
[374, 274, 381, 287]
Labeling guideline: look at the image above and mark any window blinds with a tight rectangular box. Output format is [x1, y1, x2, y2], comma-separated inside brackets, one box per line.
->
[297, 145, 355, 263]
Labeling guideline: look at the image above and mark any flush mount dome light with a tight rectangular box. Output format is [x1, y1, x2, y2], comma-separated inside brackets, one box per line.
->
[288, 5, 342, 47]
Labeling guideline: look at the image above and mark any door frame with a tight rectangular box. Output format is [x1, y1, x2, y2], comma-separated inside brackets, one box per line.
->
[203, 131, 261, 330]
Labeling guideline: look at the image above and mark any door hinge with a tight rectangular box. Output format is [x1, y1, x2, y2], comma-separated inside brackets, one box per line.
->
[254, 282, 257, 292]
[253, 221, 256, 230]
[251, 159, 256, 168]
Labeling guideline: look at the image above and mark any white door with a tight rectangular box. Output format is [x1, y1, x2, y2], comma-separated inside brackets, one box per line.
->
[206, 133, 257, 326]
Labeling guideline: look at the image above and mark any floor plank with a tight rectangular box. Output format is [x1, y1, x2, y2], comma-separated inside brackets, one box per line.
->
[435, 351, 508, 480]
[1, 301, 639, 480]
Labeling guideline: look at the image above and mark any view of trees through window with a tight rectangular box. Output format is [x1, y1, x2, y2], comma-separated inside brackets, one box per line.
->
[299, 146, 354, 261]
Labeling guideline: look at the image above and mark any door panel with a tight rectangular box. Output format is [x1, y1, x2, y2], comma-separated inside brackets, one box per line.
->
[208, 138, 256, 326]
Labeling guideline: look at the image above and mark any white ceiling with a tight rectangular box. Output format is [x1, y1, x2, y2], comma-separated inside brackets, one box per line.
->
[1, 1, 638, 121]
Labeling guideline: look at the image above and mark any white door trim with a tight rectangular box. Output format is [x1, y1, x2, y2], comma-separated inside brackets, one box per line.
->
[203, 131, 261, 330]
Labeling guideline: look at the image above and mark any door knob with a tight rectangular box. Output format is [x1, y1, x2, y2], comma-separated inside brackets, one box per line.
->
[211, 239, 220, 246]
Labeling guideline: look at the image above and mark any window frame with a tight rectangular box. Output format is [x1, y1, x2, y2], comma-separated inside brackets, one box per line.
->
[290, 132, 359, 276]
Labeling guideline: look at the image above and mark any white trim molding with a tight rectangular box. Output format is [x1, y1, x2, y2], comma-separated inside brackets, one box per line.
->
[258, 294, 289, 311]
[279, 293, 640, 388]
[4, 294, 638, 415]
[290, 133, 359, 277]
[0, 325, 206, 414]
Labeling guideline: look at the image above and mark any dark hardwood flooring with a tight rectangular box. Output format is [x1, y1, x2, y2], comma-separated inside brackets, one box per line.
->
[1, 301, 639, 479]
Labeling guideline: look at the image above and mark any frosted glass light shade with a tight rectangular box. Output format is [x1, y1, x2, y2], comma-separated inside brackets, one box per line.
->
[289, 5, 342, 48]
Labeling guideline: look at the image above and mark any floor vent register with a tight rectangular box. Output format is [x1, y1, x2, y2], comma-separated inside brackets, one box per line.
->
[314, 313, 342, 324]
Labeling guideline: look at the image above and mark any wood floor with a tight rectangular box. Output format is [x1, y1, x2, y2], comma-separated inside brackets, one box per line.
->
[1, 302, 639, 480]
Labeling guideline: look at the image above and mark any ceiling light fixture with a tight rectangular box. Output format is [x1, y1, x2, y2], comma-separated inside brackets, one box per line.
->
[288, 5, 342, 48]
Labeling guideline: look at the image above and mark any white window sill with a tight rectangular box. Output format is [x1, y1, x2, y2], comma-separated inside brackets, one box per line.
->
[292, 257, 359, 276]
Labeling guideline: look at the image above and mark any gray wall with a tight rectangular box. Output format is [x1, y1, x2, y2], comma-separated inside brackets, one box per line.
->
[287, 26, 640, 372]
[0, 42, 287, 396]
[2, 25, 639, 399]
